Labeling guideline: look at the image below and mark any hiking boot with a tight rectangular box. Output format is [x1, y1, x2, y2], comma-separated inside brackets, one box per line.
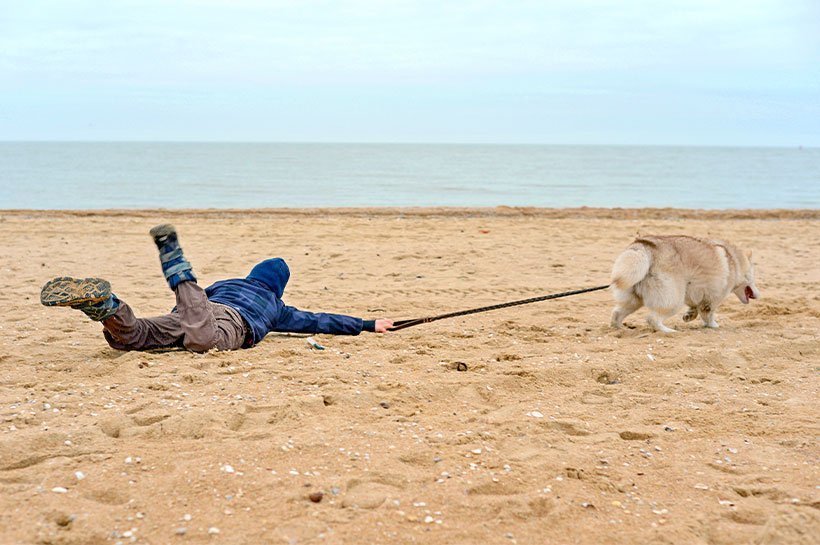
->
[149, 224, 197, 289]
[149, 223, 179, 247]
[40, 276, 120, 321]
[41, 276, 111, 307]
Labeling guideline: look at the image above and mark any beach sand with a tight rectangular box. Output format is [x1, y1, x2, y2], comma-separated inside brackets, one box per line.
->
[0, 208, 818, 544]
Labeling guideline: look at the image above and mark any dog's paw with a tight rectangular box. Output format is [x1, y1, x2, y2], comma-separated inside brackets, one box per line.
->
[682, 308, 698, 322]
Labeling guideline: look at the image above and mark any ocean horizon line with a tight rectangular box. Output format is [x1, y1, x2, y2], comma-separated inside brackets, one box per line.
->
[1, 140, 817, 150]
[2, 207, 817, 220]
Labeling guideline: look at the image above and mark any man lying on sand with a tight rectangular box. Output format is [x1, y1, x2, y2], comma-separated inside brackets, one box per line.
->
[40, 224, 393, 352]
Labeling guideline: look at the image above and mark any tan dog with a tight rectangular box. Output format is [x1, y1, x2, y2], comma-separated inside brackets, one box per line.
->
[610, 235, 759, 333]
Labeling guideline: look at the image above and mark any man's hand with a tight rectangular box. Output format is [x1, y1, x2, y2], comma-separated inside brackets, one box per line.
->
[374, 318, 394, 333]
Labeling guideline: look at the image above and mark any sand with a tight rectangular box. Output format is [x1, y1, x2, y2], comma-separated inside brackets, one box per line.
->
[0, 208, 818, 545]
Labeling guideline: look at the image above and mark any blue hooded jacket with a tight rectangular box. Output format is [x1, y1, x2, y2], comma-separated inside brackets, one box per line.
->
[204, 258, 364, 346]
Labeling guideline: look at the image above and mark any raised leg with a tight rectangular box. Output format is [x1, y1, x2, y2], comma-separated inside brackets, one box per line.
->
[149, 224, 215, 352]
[150, 223, 196, 289]
[682, 306, 699, 322]
[150, 224, 245, 352]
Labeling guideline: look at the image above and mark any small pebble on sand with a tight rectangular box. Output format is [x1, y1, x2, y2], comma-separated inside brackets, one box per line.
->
[208, 527, 220, 535]
[51, 487, 68, 493]
[55, 514, 74, 527]
[309, 491, 324, 503]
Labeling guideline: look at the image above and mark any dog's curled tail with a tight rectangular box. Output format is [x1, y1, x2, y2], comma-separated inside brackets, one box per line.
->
[611, 244, 652, 290]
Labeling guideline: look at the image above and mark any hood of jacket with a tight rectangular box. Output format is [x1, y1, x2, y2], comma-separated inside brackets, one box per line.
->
[246, 258, 290, 299]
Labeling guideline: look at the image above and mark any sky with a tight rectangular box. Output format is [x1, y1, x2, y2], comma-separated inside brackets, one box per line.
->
[0, 0, 818, 145]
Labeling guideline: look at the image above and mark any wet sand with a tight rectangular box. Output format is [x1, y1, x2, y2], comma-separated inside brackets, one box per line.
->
[0, 208, 818, 544]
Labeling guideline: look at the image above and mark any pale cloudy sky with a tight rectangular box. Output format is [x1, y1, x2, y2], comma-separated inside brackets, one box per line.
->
[1, 0, 818, 145]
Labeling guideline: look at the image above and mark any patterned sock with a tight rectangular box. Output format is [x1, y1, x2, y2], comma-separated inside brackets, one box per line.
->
[72, 294, 120, 321]
[151, 225, 197, 290]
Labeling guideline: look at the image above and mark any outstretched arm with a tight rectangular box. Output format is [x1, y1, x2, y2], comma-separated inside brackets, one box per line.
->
[276, 305, 393, 335]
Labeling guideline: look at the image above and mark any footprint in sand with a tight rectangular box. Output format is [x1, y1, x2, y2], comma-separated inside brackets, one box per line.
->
[342, 476, 406, 509]
[618, 429, 656, 441]
[82, 487, 130, 505]
[467, 479, 521, 496]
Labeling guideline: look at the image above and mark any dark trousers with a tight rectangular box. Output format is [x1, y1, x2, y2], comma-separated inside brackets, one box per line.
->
[102, 281, 248, 352]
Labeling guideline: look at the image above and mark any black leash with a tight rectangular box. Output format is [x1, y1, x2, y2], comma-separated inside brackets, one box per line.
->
[390, 284, 610, 331]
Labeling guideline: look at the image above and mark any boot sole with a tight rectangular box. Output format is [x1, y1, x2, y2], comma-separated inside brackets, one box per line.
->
[149, 224, 177, 242]
[40, 277, 111, 307]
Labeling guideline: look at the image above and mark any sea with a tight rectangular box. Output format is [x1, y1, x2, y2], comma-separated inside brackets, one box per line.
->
[1, 143, 818, 209]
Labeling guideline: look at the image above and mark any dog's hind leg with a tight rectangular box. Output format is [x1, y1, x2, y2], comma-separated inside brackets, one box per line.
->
[639, 276, 683, 333]
[647, 310, 677, 333]
[610, 290, 642, 329]
[682, 306, 699, 322]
